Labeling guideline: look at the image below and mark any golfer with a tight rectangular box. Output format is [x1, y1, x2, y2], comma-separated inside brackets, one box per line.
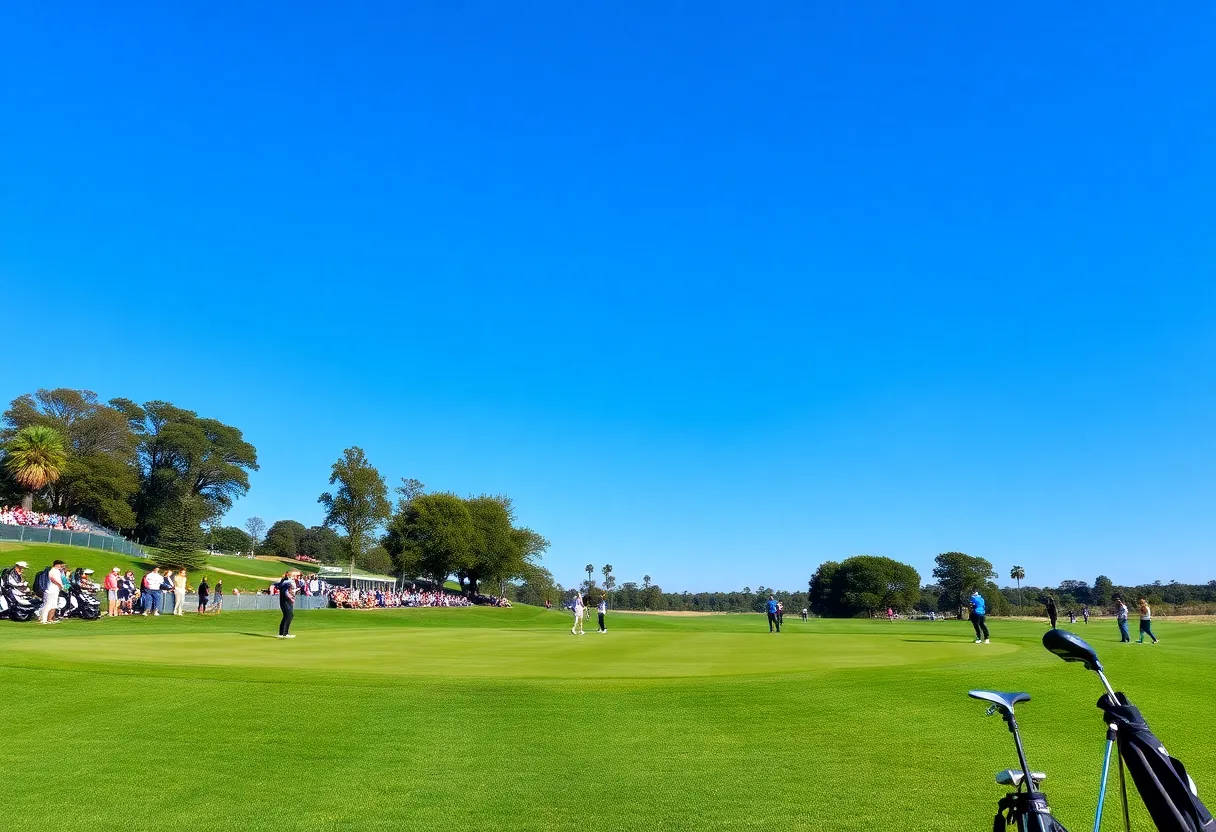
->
[570, 592, 585, 635]
[766, 594, 780, 633]
[1045, 595, 1058, 629]
[277, 571, 297, 638]
[1114, 596, 1130, 642]
[969, 589, 990, 643]
[596, 597, 607, 633]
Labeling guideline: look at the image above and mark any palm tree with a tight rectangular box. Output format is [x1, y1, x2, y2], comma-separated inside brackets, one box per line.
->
[585, 563, 595, 588]
[4, 425, 68, 510]
[1011, 566, 1026, 611]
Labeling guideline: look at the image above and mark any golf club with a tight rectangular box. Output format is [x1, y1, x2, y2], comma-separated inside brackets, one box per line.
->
[969, 689, 1068, 832]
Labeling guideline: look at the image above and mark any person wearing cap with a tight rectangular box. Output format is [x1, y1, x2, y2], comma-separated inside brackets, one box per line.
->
[39, 560, 66, 624]
[104, 567, 120, 617]
[5, 561, 29, 589]
[969, 588, 990, 643]
[172, 568, 187, 616]
[766, 594, 780, 633]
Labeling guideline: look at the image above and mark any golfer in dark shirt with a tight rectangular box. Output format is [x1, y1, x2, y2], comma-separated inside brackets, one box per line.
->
[277, 571, 298, 638]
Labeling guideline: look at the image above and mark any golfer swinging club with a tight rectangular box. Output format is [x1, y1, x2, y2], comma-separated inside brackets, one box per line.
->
[969, 587, 990, 644]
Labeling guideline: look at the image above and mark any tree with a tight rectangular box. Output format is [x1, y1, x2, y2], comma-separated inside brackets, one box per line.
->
[643, 575, 652, 590]
[383, 492, 474, 587]
[318, 447, 391, 584]
[205, 525, 252, 554]
[3, 425, 68, 510]
[357, 545, 394, 575]
[244, 516, 266, 554]
[808, 556, 920, 617]
[262, 520, 307, 558]
[298, 525, 344, 563]
[585, 564, 595, 587]
[157, 494, 208, 570]
[933, 552, 996, 616]
[462, 495, 520, 594]
[122, 400, 259, 544]
[1010, 566, 1026, 610]
[514, 564, 560, 606]
[602, 564, 616, 604]
[1092, 575, 1115, 607]
[2, 389, 139, 528]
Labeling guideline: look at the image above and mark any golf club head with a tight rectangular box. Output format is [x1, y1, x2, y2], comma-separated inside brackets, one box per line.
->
[1042, 628, 1103, 672]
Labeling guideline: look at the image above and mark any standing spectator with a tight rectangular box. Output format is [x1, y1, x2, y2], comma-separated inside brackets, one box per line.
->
[213, 579, 223, 613]
[1114, 596, 1130, 642]
[969, 588, 990, 644]
[570, 592, 585, 635]
[886, 607, 894, 622]
[801, 607, 809, 622]
[1136, 598, 1159, 644]
[38, 560, 67, 624]
[277, 571, 297, 638]
[1082, 605, 1090, 625]
[766, 594, 780, 633]
[777, 601, 785, 627]
[172, 569, 187, 616]
[198, 575, 210, 614]
[596, 597, 607, 633]
[1045, 595, 1058, 629]
[119, 571, 135, 614]
[103, 567, 120, 617]
[142, 567, 162, 616]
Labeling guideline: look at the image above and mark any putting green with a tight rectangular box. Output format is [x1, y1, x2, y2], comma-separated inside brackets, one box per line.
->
[1, 607, 1212, 831]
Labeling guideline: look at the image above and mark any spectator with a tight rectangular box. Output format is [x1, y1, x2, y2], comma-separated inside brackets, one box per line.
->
[142, 567, 163, 616]
[213, 579, 224, 612]
[172, 569, 187, 616]
[1136, 598, 1159, 644]
[118, 571, 136, 614]
[596, 597, 607, 633]
[104, 567, 120, 617]
[277, 570, 298, 638]
[766, 594, 780, 633]
[1114, 596, 1130, 642]
[1045, 595, 1058, 629]
[198, 576, 210, 614]
[38, 560, 67, 624]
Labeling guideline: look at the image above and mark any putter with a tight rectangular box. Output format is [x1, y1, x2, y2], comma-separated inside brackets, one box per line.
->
[1041, 629, 1129, 832]
[970, 689, 1067, 832]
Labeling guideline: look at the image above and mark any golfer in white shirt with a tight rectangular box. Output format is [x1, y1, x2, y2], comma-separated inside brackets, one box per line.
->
[571, 592, 585, 635]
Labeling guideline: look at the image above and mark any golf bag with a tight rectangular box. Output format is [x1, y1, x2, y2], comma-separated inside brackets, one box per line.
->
[994, 791, 1069, 832]
[1099, 693, 1215, 832]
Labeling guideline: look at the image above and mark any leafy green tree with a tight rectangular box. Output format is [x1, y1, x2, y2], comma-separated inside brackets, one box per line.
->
[122, 400, 259, 544]
[809, 555, 920, 617]
[462, 495, 520, 594]
[318, 447, 391, 582]
[602, 564, 616, 595]
[383, 492, 474, 587]
[932, 552, 996, 616]
[1092, 575, 1115, 607]
[357, 545, 394, 575]
[298, 525, 344, 563]
[205, 525, 252, 553]
[2, 389, 139, 527]
[3, 425, 69, 510]
[514, 565, 560, 606]
[808, 561, 841, 615]
[262, 520, 307, 558]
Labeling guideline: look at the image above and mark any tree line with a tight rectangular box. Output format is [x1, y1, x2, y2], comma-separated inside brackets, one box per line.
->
[1, 389, 258, 569]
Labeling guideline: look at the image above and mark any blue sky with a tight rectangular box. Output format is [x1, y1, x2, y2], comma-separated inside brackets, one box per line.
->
[3, 1, 1214, 591]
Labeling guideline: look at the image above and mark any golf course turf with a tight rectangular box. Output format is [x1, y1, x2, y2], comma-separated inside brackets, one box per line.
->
[2, 602, 1213, 831]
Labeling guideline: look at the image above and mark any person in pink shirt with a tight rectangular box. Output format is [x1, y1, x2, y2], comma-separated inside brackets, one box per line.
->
[104, 567, 120, 617]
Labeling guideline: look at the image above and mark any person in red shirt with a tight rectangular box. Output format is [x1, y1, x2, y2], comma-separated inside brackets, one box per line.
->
[104, 567, 120, 617]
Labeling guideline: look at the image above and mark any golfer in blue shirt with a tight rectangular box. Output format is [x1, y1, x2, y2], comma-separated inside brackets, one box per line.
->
[766, 594, 781, 633]
[969, 589, 990, 644]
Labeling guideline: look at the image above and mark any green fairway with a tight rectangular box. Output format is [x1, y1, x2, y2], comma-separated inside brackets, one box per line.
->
[1, 608, 1213, 831]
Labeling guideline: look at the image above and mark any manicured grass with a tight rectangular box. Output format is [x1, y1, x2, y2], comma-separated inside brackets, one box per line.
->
[0, 541, 327, 593]
[1, 606, 1213, 831]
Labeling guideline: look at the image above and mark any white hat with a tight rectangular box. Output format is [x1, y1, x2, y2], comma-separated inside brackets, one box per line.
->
[15, 561, 28, 568]
[112, 566, 121, 572]
[83, 568, 94, 574]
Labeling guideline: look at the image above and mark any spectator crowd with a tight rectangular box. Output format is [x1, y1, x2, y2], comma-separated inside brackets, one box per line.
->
[0, 506, 87, 531]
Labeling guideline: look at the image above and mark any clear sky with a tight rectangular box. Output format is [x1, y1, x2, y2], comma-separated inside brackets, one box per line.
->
[3, 1, 1214, 592]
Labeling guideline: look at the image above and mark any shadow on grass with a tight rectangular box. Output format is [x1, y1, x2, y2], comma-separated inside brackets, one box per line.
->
[237, 632, 282, 639]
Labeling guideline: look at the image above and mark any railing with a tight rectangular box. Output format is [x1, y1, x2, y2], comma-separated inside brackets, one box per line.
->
[0, 523, 146, 557]
[140, 593, 331, 613]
